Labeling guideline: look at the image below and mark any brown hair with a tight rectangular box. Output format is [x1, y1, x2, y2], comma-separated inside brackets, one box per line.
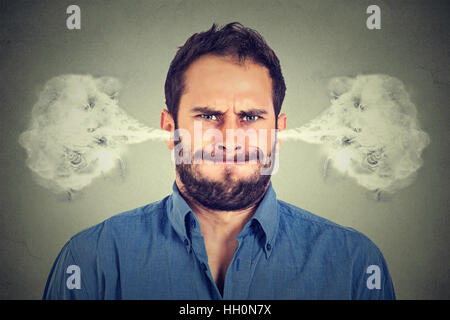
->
[164, 22, 286, 124]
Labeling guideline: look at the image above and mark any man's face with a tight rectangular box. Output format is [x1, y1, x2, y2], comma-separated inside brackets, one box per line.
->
[162, 54, 286, 210]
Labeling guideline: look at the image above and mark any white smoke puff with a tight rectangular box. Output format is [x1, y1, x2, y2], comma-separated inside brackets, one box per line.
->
[279, 74, 430, 195]
[18, 74, 169, 197]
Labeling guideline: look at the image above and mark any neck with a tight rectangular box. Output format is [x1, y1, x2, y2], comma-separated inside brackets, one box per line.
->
[175, 176, 269, 241]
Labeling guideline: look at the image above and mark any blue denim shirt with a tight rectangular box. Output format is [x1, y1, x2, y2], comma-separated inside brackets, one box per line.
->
[43, 182, 395, 299]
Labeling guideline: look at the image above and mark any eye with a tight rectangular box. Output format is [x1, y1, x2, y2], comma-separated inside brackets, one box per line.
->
[243, 115, 260, 122]
[200, 114, 218, 121]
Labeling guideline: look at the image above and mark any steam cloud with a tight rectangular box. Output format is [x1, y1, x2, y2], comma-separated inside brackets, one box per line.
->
[18, 74, 169, 197]
[279, 74, 430, 196]
[19, 74, 430, 198]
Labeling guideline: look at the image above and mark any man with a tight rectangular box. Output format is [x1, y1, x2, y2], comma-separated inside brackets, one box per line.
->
[43, 22, 395, 299]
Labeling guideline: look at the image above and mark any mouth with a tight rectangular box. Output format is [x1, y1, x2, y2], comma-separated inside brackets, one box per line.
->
[203, 158, 255, 165]
[191, 148, 265, 166]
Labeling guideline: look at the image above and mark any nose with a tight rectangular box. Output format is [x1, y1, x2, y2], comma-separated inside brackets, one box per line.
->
[216, 138, 243, 162]
[218, 144, 242, 151]
[217, 116, 244, 153]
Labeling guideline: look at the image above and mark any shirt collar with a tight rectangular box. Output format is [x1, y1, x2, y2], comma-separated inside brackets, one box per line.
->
[167, 182, 193, 243]
[247, 182, 279, 258]
[167, 181, 279, 259]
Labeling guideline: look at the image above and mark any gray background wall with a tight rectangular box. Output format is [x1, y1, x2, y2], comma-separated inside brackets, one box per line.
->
[0, 0, 449, 299]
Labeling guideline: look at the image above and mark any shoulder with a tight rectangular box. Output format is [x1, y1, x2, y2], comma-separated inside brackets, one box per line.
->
[68, 196, 170, 254]
[277, 199, 383, 257]
[276, 200, 396, 299]
[43, 197, 171, 299]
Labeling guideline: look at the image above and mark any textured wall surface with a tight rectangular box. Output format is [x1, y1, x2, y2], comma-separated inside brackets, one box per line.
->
[0, 0, 449, 299]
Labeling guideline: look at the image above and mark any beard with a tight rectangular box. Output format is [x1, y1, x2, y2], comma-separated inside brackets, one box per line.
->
[176, 143, 276, 211]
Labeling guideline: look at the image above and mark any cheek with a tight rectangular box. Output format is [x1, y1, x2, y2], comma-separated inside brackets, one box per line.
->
[174, 124, 206, 155]
[254, 128, 277, 154]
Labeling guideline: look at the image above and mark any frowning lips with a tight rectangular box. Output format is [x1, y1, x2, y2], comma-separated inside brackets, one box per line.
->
[193, 147, 265, 164]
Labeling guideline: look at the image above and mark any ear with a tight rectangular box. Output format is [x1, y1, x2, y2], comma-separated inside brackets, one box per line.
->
[275, 113, 287, 152]
[160, 109, 175, 150]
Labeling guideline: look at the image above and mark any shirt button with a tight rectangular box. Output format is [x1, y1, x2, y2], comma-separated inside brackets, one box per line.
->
[191, 220, 196, 228]
[184, 239, 189, 246]
[266, 243, 272, 251]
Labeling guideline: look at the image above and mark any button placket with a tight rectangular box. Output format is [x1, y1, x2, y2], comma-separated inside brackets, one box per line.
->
[224, 235, 255, 299]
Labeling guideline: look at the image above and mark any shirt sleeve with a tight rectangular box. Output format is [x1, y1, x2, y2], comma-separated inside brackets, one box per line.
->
[350, 233, 396, 300]
[42, 240, 97, 300]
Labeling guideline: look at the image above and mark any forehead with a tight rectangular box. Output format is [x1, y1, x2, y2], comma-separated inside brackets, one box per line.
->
[179, 54, 274, 112]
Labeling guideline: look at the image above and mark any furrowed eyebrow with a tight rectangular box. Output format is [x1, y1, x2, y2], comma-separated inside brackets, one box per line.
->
[190, 107, 223, 115]
[238, 109, 268, 117]
[189, 106, 268, 116]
